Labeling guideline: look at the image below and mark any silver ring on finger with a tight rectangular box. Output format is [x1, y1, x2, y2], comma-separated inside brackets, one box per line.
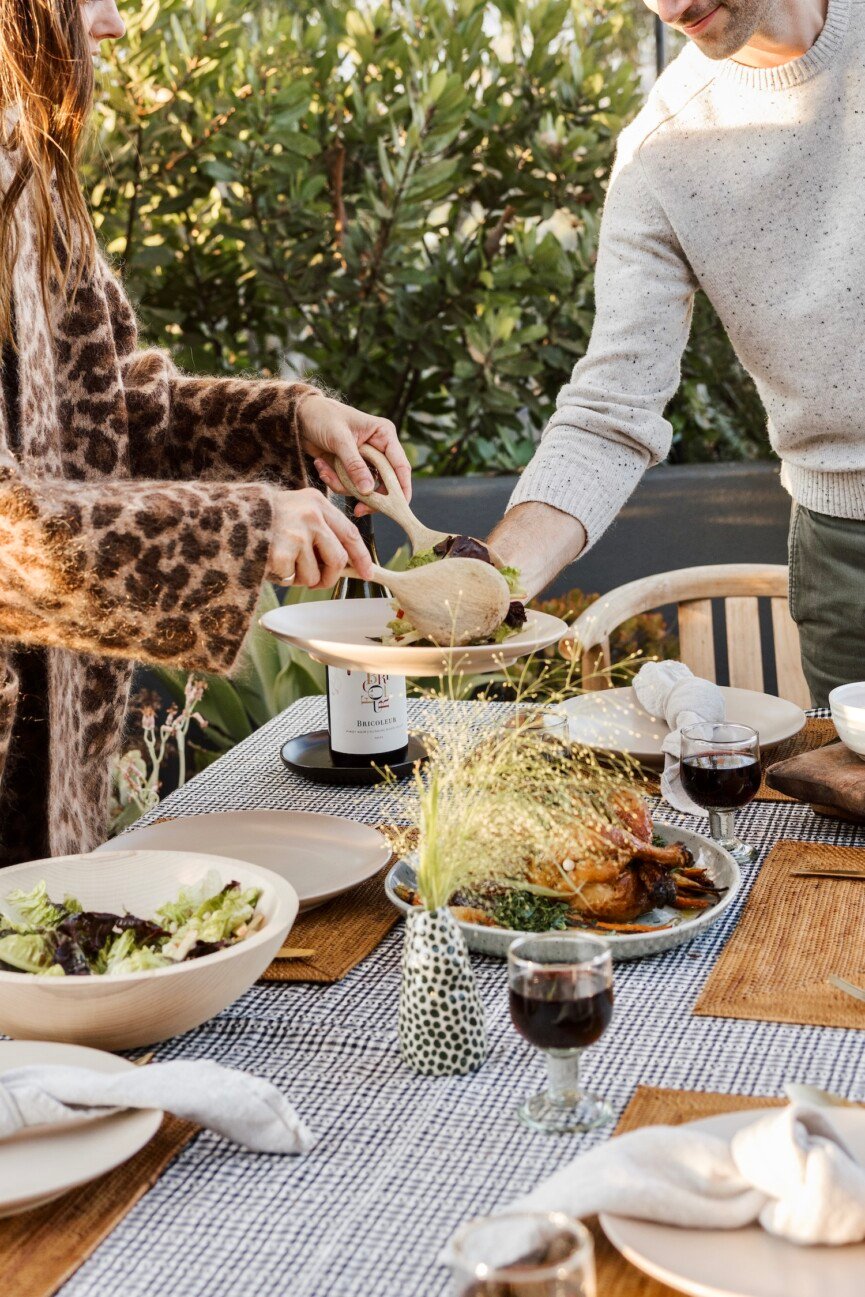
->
[280, 570, 296, 585]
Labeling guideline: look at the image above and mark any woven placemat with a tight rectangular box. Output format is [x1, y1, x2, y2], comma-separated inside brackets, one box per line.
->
[695, 839, 865, 1028]
[758, 717, 837, 801]
[591, 1086, 782, 1296]
[0, 1115, 197, 1297]
[261, 861, 399, 983]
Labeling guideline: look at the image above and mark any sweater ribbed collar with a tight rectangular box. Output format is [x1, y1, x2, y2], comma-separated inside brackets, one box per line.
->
[689, 0, 851, 90]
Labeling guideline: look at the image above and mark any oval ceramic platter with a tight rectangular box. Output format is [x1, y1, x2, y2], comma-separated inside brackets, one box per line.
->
[385, 821, 740, 962]
[601, 1107, 865, 1297]
[260, 597, 567, 676]
[563, 685, 805, 769]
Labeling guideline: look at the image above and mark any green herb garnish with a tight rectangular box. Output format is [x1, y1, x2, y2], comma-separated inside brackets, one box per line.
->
[406, 549, 438, 569]
[489, 889, 571, 932]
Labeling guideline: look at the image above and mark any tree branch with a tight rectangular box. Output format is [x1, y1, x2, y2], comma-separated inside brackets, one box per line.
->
[325, 140, 347, 252]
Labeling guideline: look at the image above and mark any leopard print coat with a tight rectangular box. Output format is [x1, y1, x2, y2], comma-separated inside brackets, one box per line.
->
[0, 151, 315, 861]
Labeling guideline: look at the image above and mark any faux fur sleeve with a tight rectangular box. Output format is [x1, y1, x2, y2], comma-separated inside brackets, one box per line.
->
[101, 264, 318, 489]
[0, 455, 275, 672]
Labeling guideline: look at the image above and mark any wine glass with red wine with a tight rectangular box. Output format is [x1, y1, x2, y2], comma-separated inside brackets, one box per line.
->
[680, 722, 760, 864]
[508, 933, 613, 1135]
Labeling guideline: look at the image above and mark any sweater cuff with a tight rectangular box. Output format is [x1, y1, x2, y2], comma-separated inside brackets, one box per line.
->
[507, 428, 649, 552]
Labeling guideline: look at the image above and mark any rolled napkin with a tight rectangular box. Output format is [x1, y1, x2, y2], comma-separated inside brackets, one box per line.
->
[0, 1059, 315, 1154]
[504, 1105, 865, 1247]
[633, 660, 725, 814]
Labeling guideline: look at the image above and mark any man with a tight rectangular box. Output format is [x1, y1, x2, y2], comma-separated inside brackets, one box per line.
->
[490, 0, 863, 705]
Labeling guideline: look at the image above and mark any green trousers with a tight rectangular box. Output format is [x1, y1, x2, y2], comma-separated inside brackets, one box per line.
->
[788, 504, 865, 707]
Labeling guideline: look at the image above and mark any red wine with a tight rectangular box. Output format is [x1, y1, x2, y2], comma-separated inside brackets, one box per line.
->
[680, 752, 760, 809]
[509, 985, 613, 1051]
[327, 509, 408, 768]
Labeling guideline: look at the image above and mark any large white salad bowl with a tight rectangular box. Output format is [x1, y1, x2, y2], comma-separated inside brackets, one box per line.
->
[0, 848, 299, 1049]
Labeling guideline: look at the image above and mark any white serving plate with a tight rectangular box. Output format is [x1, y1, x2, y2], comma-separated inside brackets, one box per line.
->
[260, 597, 567, 676]
[0, 1041, 163, 1217]
[563, 685, 805, 768]
[385, 821, 739, 961]
[0, 849, 298, 1049]
[601, 1107, 865, 1297]
[100, 811, 391, 912]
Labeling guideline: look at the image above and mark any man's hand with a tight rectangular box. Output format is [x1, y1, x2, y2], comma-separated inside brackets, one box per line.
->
[488, 502, 587, 599]
[299, 393, 412, 515]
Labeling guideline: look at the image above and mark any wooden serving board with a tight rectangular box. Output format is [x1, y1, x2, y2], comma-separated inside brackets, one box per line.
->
[765, 742, 865, 822]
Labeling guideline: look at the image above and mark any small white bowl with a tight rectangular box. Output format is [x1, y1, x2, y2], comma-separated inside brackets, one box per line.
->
[829, 682, 865, 715]
[829, 683, 865, 759]
[0, 849, 298, 1049]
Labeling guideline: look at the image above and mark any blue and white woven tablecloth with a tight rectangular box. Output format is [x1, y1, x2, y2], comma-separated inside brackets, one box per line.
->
[65, 699, 865, 1297]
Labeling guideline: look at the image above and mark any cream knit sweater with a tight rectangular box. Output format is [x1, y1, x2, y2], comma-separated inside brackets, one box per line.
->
[510, 0, 864, 546]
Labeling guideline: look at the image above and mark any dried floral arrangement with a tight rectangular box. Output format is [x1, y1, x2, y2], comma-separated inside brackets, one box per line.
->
[384, 657, 720, 935]
[109, 677, 209, 833]
[384, 660, 637, 915]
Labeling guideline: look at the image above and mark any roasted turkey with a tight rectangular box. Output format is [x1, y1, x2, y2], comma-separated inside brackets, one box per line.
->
[522, 789, 720, 928]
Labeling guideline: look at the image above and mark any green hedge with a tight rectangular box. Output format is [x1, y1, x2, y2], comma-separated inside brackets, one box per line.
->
[87, 0, 766, 473]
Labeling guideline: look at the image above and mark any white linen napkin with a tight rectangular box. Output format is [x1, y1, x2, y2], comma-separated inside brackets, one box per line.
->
[0, 1059, 315, 1154]
[505, 1105, 865, 1247]
[632, 661, 725, 814]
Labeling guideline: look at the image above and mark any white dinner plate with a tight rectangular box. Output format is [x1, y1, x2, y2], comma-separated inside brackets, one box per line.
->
[563, 685, 805, 768]
[100, 811, 392, 912]
[601, 1107, 865, 1297]
[260, 598, 567, 676]
[386, 820, 739, 961]
[0, 1041, 162, 1217]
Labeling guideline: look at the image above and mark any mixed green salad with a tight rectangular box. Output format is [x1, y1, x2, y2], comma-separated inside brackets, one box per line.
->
[0, 872, 264, 976]
[385, 534, 527, 646]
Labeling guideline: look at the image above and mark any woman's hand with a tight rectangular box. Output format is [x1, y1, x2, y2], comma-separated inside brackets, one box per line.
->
[267, 488, 373, 589]
[299, 393, 412, 516]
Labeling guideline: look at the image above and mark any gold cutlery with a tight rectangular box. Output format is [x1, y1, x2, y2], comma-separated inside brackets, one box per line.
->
[276, 946, 316, 960]
[791, 869, 865, 881]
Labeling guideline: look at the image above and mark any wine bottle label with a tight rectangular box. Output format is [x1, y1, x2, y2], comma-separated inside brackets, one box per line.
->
[328, 669, 408, 755]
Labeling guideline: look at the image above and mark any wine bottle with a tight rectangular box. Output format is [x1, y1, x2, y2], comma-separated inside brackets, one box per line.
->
[326, 507, 409, 768]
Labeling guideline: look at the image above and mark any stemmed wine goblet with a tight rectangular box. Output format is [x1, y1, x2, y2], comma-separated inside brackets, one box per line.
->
[449, 1212, 596, 1297]
[680, 722, 760, 863]
[508, 933, 613, 1135]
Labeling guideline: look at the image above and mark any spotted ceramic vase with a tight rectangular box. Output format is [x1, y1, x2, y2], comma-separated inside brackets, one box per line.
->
[398, 907, 487, 1076]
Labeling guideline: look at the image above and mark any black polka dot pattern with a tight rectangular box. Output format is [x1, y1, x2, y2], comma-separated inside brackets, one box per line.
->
[398, 907, 487, 1076]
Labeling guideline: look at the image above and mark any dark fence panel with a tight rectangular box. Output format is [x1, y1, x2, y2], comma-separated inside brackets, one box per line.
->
[374, 462, 791, 599]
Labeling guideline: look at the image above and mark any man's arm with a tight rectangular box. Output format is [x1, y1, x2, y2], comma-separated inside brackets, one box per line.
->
[489, 502, 587, 600]
[491, 126, 698, 595]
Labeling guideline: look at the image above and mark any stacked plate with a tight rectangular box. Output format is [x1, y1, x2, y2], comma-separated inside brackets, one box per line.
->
[101, 810, 392, 911]
[562, 685, 805, 768]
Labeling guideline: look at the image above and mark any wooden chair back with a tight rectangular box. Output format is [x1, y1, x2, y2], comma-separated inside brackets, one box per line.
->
[565, 563, 810, 709]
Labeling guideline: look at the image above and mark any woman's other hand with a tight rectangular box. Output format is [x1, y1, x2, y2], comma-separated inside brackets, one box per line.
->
[300, 393, 412, 516]
[267, 488, 373, 589]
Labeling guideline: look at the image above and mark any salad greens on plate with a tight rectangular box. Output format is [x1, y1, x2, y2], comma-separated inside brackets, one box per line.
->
[0, 872, 264, 976]
[386, 533, 527, 646]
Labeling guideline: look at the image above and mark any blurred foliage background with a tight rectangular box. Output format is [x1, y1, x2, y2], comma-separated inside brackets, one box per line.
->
[86, 0, 767, 477]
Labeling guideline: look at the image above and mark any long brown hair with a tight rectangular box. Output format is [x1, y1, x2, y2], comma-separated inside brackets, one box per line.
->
[0, 0, 96, 341]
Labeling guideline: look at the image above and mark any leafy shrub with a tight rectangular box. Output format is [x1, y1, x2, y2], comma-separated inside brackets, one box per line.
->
[87, 0, 765, 475]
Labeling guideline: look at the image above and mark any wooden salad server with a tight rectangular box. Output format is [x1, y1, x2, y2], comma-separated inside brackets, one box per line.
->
[344, 558, 511, 647]
[334, 444, 507, 567]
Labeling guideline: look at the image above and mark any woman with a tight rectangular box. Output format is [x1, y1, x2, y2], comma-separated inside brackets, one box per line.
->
[0, 0, 412, 864]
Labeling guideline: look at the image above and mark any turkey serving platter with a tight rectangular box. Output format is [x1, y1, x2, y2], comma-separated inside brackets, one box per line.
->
[385, 821, 740, 961]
